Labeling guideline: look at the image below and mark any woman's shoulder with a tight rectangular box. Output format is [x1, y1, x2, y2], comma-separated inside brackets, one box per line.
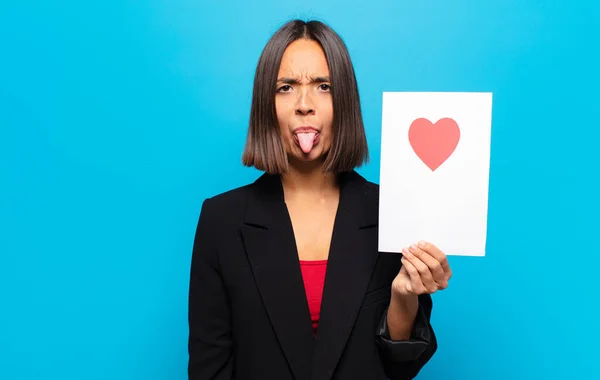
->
[200, 182, 253, 214]
[197, 172, 270, 220]
[344, 170, 380, 198]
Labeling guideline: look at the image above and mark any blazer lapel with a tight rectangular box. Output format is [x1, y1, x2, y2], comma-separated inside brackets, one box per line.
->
[311, 171, 380, 380]
[241, 173, 315, 380]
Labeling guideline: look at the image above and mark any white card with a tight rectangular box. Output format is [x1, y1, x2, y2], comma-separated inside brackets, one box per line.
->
[378, 92, 493, 256]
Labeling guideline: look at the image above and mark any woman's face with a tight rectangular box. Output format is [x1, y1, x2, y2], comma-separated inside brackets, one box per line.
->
[275, 39, 334, 165]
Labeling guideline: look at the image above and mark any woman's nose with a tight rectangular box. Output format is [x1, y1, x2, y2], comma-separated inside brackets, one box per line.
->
[296, 88, 315, 115]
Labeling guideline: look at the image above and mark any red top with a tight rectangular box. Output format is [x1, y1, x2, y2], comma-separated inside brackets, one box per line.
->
[299, 259, 328, 336]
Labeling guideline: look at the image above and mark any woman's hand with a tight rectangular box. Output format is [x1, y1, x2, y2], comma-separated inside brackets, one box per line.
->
[392, 240, 452, 297]
[386, 241, 452, 340]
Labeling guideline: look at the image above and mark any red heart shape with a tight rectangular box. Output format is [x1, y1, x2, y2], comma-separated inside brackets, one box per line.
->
[408, 117, 460, 171]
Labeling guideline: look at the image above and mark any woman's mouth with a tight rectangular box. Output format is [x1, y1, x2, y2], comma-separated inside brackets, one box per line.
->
[293, 128, 320, 154]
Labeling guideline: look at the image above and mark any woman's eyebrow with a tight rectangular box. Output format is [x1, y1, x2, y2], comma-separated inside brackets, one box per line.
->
[277, 76, 330, 84]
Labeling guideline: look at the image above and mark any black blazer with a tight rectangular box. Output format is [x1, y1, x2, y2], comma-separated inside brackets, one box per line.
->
[188, 170, 437, 380]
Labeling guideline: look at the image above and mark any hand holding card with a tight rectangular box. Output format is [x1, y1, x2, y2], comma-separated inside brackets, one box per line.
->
[393, 240, 452, 296]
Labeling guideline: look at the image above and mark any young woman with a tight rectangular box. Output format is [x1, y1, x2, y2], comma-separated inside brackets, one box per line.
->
[188, 19, 452, 380]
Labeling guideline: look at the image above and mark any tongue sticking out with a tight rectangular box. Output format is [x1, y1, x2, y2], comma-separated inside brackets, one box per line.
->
[297, 132, 317, 153]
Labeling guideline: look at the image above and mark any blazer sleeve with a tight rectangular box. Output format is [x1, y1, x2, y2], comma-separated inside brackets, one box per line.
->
[188, 198, 233, 380]
[375, 294, 438, 380]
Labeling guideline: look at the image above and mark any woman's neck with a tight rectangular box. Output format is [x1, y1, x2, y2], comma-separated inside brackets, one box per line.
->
[280, 162, 339, 199]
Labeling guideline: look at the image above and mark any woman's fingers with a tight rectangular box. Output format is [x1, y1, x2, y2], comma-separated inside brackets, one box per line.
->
[417, 241, 452, 281]
[408, 243, 448, 289]
[400, 256, 426, 294]
[402, 247, 437, 293]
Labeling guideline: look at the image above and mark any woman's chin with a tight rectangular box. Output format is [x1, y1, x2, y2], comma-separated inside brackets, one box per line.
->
[288, 150, 327, 165]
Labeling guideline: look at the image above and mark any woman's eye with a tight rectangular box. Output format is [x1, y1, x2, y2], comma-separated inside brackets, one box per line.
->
[277, 85, 292, 92]
[319, 84, 331, 91]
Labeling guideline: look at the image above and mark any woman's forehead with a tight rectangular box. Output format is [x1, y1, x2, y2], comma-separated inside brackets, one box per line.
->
[278, 40, 329, 77]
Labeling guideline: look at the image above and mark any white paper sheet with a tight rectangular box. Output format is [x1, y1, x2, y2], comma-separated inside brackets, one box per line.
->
[378, 92, 493, 256]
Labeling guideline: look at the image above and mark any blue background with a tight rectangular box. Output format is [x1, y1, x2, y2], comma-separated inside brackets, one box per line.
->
[1, 1, 599, 379]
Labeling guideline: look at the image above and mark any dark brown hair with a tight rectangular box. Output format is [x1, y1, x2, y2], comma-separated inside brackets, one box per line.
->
[241, 19, 369, 174]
